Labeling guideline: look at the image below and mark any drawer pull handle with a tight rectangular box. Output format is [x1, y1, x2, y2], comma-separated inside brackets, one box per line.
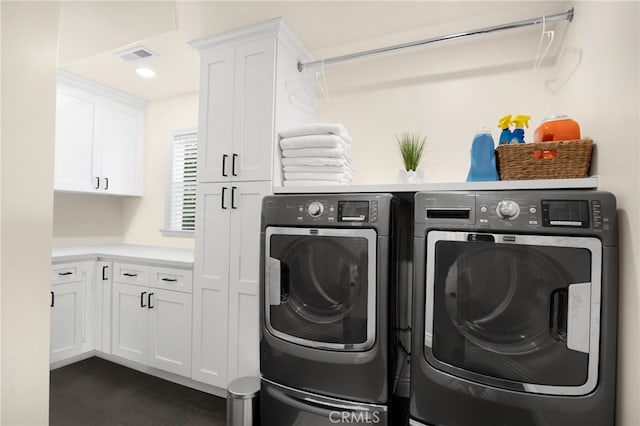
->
[102, 265, 109, 281]
[104, 177, 109, 190]
[161, 278, 178, 282]
[95, 176, 100, 189]
[148, 293, 154, 309]
[57, 271, 73, 276]
[123, 273, 138, 277]
[140, 291, 147, 308]
[50, 291, 55, 307]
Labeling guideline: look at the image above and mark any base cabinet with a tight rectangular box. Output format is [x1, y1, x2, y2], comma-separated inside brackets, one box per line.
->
[50, 281, 83, 363]
[50, 262, 92, 363]
[112, 268, 192, 377]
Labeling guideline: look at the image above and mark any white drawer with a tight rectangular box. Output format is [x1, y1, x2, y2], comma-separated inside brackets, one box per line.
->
[149, 267, 193, 293]
[113, 263, 149, 286]
[51, 263, 83, 285]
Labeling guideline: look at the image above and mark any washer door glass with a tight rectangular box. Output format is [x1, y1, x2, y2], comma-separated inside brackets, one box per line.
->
[266, 228, 376, 350]
[425, 232, 600, 392]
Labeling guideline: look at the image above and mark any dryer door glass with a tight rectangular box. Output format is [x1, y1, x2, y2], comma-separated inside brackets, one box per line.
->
[266, 227, 376, 351]
[424, 231, 602, 394]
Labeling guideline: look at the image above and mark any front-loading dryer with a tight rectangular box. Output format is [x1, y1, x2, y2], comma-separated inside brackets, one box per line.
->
[260, 193, 411, 425]
[410, 190, 617, 426]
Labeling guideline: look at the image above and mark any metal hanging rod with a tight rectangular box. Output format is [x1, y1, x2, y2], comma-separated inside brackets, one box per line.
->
[297, 7, 574, 72]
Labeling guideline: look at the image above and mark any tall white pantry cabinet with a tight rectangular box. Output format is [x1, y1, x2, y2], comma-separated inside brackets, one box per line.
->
[190, 18, 316, 388]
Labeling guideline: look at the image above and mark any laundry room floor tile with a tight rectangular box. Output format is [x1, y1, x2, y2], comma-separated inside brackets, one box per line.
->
[50, 357, 226, 426]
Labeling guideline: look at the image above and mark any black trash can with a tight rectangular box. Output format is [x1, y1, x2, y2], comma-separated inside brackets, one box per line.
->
[227, 376, 260, 426]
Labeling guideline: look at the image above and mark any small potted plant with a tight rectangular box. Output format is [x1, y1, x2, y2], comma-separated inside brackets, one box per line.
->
[397, 132, 426, 184]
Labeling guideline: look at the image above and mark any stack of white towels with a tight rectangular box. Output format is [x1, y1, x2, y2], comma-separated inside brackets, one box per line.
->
[279, 123, 353, 187]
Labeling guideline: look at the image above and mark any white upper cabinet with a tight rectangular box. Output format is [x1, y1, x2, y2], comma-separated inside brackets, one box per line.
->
[196, 37, 276, 182]
[54, 71, 146, 196]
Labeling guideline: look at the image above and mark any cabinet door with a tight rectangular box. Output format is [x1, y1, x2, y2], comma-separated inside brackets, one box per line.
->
[112, 282, 149, 364]
[198, 47, 235, 182]
[232, 38, 276, 181]
[100, 99, 145, 196]
[192, 183, 231, 387]
[50, 281, 83, 363]
[148, 288, 192, 377]
[54, 84, 100, 193]
[96, 261, 112, 354]
[227, 181, 271, 382]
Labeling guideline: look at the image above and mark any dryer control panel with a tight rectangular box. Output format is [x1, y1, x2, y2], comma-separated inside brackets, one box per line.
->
[417, 190, 615, 238]
[262, 194, 392, 233]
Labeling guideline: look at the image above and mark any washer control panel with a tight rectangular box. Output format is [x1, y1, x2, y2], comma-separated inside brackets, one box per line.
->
[288, 199, 378, 224]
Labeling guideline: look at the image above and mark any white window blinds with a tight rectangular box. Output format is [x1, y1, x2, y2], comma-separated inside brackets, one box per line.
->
[167, 130, 198, 233]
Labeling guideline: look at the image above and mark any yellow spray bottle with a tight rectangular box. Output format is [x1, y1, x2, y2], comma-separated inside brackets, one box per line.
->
[511, 114, 531, 144]
[498, 114, 512, 145]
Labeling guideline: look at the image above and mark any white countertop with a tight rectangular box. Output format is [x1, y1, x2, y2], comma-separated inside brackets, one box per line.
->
[52, 244, 194, 268]
[273, 177, 598, 194]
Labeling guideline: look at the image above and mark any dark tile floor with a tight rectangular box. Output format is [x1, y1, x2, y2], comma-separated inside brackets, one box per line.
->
[50, 357, 226, 426]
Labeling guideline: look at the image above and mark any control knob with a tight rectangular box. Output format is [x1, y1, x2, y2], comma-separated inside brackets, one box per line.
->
[307, 201, 324, 217]
[496, 200, 520, 220]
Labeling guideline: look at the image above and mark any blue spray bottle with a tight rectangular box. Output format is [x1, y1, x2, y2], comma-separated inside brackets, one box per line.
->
[510, 114, 531, 144]
[498, 114, 513, 145]
[466, 125, 499, 182]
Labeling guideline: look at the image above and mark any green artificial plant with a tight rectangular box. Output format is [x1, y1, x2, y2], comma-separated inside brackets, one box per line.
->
[396, 132, 426, 171]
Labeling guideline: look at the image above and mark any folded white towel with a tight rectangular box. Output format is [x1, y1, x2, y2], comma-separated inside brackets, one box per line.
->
[285, 172, 352, 181]
[279, 123, 352, 143]
[283, 180, 349, 187]
[280, 134, 350, 150]
[282, 157, 349, 167]
[282, 147, 349, 159]
[283, 165, 353, 173]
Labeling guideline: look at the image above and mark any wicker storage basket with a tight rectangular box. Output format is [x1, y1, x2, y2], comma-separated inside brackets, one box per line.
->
[496, 139, 593, 180]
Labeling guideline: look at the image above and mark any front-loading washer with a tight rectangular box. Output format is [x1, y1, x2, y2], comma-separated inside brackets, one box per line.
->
[260, 193, 411, 425]
[410, 190, 617, 426]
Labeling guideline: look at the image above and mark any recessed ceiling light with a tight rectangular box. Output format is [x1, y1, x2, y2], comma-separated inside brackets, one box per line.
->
[136, 67, 156, 78]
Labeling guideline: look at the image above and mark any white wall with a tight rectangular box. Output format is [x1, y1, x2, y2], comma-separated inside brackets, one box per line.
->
[0, 2, 59, 424]
[122, 93, 198, 249]
[316, 2, 639, 424]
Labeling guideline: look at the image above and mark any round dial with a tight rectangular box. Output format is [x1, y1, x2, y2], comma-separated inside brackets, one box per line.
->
[496, 200, 520, 220]
[307, 201, 324, 217]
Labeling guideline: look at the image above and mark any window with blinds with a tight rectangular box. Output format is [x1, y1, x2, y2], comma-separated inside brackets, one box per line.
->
[165, 129, 197, 235]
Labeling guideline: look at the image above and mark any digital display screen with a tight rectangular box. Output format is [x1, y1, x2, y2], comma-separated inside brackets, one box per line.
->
[542, 200, 590, 227]
[338, 201, 369, 222]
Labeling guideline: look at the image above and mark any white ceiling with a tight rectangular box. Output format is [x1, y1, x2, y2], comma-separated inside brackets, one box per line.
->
[58, 1, 572, 101]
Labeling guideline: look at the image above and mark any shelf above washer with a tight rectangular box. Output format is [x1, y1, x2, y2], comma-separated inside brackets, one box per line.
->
[273, 177, 598, 194]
